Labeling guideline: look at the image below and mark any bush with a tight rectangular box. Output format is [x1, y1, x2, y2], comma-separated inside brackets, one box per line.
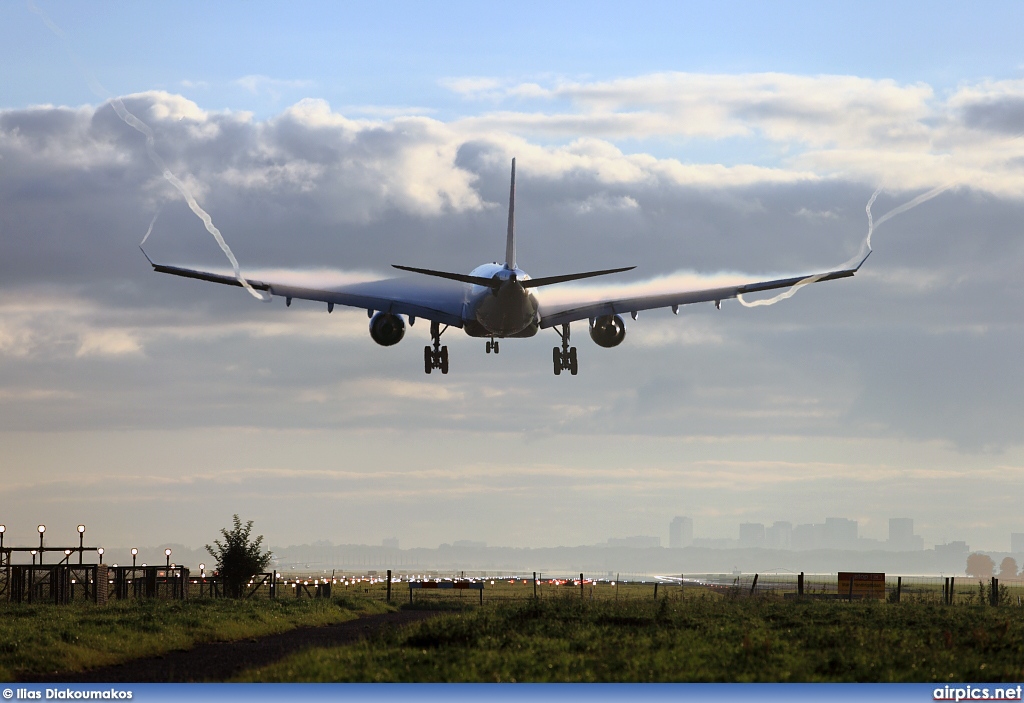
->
[205, 515, 272, 598]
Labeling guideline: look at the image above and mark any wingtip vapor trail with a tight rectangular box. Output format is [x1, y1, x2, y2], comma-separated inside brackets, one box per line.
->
[30, 1, 269, 302]
[736, 184, 947, 308]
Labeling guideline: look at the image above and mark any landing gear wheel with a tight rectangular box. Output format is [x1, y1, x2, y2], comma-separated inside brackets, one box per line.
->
[486, 341, 492, 354]
[493, 341, 499, 354]
[424, 346, 432, 374]
[553, 323, 578, 376]
[440, 346, 449, 374]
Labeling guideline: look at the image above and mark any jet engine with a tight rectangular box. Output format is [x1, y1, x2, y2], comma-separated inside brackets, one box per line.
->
[369, 312, 406, 346]
[589, 314, 626, 348]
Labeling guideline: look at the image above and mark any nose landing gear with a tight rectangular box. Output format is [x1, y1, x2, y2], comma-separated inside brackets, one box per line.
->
[424, 321, 449, 374]
[485, 338, 501, 354]
[552, 324, 578, 375]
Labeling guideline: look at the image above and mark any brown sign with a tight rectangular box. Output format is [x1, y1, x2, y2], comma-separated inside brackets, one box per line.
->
[837, 572, 885, 600]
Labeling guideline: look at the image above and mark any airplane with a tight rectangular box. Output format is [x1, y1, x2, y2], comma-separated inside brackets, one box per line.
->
[143, 158, 869, 375]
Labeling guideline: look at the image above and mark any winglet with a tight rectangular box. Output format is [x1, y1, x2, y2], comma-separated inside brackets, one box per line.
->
[139, 244, 155, 267]
[505, 158, 516, 270]
[854, 249, 872, 272]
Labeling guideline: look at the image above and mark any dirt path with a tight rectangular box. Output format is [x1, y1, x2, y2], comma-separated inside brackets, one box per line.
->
[27, 610, 439, 683]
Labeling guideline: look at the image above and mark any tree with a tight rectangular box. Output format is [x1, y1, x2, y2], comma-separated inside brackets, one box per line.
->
[206, 515, 273, 598]
[998, 556, 1019, 578]
[965, 552, 995, 578]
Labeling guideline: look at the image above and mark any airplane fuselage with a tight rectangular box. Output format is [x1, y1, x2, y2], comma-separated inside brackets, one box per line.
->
[462, 263, 540, 338]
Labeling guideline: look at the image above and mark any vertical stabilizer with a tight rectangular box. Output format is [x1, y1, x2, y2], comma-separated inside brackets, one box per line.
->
[505, 158, 516, 269]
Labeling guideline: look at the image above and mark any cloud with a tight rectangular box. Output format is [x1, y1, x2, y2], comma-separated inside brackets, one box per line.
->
[234, 75, 315, 99]
[6, 5, 1024, 550]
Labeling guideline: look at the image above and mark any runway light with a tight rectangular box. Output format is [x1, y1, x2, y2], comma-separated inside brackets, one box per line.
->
[77, 524, 85, 534]
[131, 548, 138, 555]
[38, 524, 45, 534]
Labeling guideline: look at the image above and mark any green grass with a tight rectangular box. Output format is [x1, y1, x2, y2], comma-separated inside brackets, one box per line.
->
[0, 595, 393, 680]
[239, 595, 1024, 682]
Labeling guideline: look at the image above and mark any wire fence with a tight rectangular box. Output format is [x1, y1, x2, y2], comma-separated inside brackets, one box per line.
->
[5, 565, 1024, 606]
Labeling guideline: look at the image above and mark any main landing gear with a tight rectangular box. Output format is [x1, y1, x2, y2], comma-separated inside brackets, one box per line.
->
[553, 323, 578, 376]
[485, 338, 500, 354]
[424, 321, 449, 374]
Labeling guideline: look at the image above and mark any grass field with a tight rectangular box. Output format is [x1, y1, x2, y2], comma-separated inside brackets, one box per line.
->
[0, 595, 392, 680]
[4, 582, 1024, 682]
[241, 595, 1024, 682]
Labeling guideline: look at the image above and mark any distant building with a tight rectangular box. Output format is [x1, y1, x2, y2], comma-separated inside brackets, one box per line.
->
[382, 537, 399, 549]
[824, 518, 858, 549]
[765, 521, 793, 550]
[1011, 533, 1024, 555]
[691, 537, 737, 549]
[934, 541, 970, 574]
[607, 536, 661, 548]
[887, 518, 924, 551]
[452, 540, 486, 548]
[792, 523, 825, 550]
[669, 516, 693, 549]
[738, 522, 765, 548]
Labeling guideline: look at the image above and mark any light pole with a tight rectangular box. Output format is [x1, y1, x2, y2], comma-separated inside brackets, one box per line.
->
[97, 548, 104, 565]
[64, 549, 72, 563]
[131, 548, 138, 569]
[31, 549, 37, 566]
[77, 525, 85, 564]
[165, 548, 171, 569]
[0, 524, 5, 551]
[37, 525, 45, 563]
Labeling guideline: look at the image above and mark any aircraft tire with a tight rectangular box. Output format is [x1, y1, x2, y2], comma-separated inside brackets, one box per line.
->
[440, 346, 449, 374]
[552, 347, 561, 375]
[569, 346, 578, 375]
[424, 346, 432, 374]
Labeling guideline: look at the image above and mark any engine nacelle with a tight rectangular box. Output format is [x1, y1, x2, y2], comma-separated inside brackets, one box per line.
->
[369, 312, 406, 346]
[589, 314, 626, 348]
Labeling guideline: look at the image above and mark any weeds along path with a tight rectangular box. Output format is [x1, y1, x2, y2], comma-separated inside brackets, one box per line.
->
[26, 610, 440, 683]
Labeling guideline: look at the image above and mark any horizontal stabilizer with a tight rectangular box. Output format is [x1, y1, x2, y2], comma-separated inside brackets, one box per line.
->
[392, 264, 635, 289]
[391, 265, 499, 288]
[521, 266, 635, 288]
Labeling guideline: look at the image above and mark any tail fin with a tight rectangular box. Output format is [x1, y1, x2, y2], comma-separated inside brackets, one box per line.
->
[505, 158, 516, 269]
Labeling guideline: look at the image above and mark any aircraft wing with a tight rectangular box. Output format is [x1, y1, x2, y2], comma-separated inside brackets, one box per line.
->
[144, 255, 469, 328]
[537, 252, 870, 329]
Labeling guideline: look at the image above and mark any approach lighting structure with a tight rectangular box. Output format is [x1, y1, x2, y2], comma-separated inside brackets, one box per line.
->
[165, 548, 171, 569]
[131, 547, 138, 568]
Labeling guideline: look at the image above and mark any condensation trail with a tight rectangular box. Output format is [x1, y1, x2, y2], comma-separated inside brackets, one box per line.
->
[28, 1, 269, 302]
[107, 98, 268, 300]
[737, 183, 950, 308]
[140, 208, 161, 247]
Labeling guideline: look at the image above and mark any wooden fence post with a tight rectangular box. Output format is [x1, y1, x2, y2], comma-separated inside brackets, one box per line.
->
[750, 573, 759, 596]
[533, 571, 537, 599]
[949, 576, 955, 605]
[653, 582, 658, 599]
[896, 576, 902, 603]
[386, 569, 392, 603]
[580, 573, 584, 600]
[798, 572, 804, 597]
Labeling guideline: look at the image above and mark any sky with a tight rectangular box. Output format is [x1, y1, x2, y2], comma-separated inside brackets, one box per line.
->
[2, 1, 1024, 560]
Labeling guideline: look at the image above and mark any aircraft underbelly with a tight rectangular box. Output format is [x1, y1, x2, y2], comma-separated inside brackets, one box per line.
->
[470, 285, 539, 337]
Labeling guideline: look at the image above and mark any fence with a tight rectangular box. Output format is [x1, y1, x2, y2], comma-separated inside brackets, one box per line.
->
[4, 565, 1024, 606]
